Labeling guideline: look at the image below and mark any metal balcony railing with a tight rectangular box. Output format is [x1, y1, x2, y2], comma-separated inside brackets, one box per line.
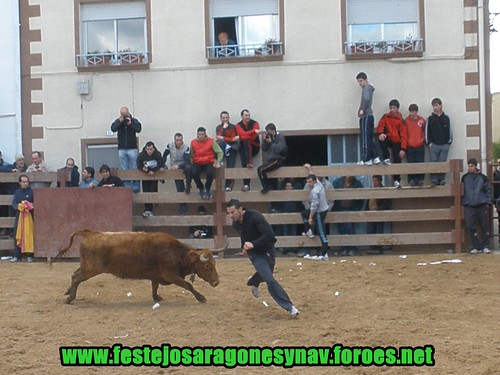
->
[206, 42, 283, 59]
[76, 51, 149, 68]
[345, 38, 424, 55]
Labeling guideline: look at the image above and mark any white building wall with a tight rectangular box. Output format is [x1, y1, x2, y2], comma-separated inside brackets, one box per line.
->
[28, 0, 477, 169]
[0, 1, 22, 162]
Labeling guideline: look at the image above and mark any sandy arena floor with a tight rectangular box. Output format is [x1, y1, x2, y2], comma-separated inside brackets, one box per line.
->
[1, 252, 499, 374]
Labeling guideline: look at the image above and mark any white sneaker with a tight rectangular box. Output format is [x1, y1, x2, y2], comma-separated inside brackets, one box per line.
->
[364, 159, 373, 166]
[373, 157, 381, 165]
[394, 181, 401, 189]
[251, 286, 261, 298]
[303, 254, 311, 259]
[289, 306, 300, 318]
[305, 229, 315, 238]
[470, 249, 480, 254]
[310, 255, 319, 260]
[322, 254, 329, 261]
[384, 159, 392, 165]
[142, 210, 153, 217]
[483, 248, 491, 254]
[225, 187, 231, 192]
[241, 185, 250, 192]
[357, 160, 364, 165]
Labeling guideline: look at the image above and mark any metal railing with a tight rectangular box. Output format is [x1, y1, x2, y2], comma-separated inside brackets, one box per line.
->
[345, 38, 424, 55]
[76, 51, 149, 68]
[206, 42, 283, 59]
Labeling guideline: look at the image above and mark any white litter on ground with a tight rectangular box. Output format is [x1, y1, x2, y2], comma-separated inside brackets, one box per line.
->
[152, 303, 160, 310]
[334, 291, 340, 296]
[418, 259, 463, 266]
[262, 301, 269, 307]
[399, 255, 407, 259]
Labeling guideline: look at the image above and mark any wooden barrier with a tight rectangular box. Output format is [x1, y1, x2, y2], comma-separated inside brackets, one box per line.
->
[0, 160, 466, 257]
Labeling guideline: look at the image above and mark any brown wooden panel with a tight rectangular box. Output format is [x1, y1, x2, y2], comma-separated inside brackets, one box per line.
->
[33, 187, 132, 258]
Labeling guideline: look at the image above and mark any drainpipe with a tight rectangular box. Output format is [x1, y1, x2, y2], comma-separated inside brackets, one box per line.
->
[478, 0, 487, 172]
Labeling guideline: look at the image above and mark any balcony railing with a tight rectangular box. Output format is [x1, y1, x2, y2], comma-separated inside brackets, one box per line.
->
[76, 51, 149, 68]
[345, 38, 423, 55]
[206, 42, 283, 59]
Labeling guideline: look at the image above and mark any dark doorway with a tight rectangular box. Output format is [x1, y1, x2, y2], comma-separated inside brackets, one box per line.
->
[284, 135, 328, 167]
[214, 17, 237, 44]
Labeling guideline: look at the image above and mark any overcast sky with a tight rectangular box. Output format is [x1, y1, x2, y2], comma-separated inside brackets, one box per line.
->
[491, 0, 500, 93]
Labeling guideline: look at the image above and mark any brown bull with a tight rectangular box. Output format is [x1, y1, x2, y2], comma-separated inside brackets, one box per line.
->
[53, 230, 221, 304]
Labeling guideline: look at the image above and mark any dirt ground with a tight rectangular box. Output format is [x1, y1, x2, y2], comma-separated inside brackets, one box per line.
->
[1, 252, 499, 375]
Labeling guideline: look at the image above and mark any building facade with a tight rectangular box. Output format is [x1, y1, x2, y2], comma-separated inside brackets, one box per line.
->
[16, 0, 492, 173]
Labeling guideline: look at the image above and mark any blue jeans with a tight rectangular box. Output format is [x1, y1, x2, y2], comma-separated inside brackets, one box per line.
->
[406, 145, 425, 183]
[119, 148, 139, 191]
[247, 248, 294, 311]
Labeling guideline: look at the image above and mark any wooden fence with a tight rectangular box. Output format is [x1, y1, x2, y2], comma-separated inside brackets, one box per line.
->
[0, 160, 467, 257]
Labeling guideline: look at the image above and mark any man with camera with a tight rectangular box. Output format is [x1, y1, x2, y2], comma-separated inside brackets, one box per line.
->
[258, 123, 288, 194]
[110, 106, 142, 192]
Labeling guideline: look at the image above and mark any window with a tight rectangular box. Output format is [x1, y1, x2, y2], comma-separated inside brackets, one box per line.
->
[76, 1, 151, 69]
[344, 0, 424, 57]
[329, 135, 360, 165]
[206, 0, 284, 61]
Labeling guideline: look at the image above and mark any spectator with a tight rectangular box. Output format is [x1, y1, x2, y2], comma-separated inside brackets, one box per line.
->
[226, 198, 299, 318]
[26, 151, 52, 188]
[426, 98, 452, 186]
[137, 141, 165, 217]
[79, 167, 99, 188]
[258, 123, 287, 194]
[333, 175, 364, 256]
[366, 175, 391, 255]
[215, 31, 238, 58]
[163, 133, 191, 215]
[405, 103, 426, 187]
[59, 157, 80, 187]
[462, 158, 492, 254]
[97, 164, 125, 187]
[301, 174, 330, 260]
[189, 127, 223, 200]
[377, 99, 408, 188]
[356, 72, 381, 166]
[11, 154, 27, 173]
[302, 164, 334, 212]
[189, 206, 213, 239]
[0, 151, 12, 237]
[493, 159, 500, 201]
[110, 106, 142, 192]
[215, 111, 239, 192]
[280, 179, 302, 255]
[10, 174, 34, 263]
[236, 109, 260, 191]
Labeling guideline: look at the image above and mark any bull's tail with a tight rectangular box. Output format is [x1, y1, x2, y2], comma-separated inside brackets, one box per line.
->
[49, 230, 97, 267]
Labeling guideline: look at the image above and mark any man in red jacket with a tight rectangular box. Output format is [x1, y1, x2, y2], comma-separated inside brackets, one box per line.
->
[190, 127, 223, 200]
[377, 99, 408, 188]
[405, 103, 426, 186]
[236, 109, 260, 191]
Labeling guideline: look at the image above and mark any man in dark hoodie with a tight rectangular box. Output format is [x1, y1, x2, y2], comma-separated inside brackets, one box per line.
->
[425, 98, 452, 186]
[257, 123, 287, 194]
[137, 141, 165, 217]
[462, 159, 492, 254]
[356, 72, 381, 166]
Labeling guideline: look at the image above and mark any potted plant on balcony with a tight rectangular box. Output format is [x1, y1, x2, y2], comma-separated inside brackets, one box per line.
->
[119, 48, 143, 64]
[374, 41, 387, 53]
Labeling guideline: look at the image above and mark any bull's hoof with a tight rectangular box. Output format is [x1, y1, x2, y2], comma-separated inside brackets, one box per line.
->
[65, 297, 74, 304]
[197, 296, 207, 303]
[64, 289, 70, 295]
[153, 295, 163, 302]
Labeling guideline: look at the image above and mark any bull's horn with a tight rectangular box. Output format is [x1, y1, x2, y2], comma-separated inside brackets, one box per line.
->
[200, 253, 209, 262]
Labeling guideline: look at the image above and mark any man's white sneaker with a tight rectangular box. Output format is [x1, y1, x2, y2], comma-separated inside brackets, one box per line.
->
[303, 254, 311, 259]
[483, 248, 491, 254]
[384, 159, 392, 165]
[305, 229, 315, 238]
[356, 160, 364, 165]
[289, 306, 300, 318]
[251, 286, 261, 298]
[364, 159, 373, 166]
[322, 254, 329, 261]
[373, 157, 381, 165]
[470, 249, 480, 254]
[310, 255, 319, 260]
[394, 181, 401, 189]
